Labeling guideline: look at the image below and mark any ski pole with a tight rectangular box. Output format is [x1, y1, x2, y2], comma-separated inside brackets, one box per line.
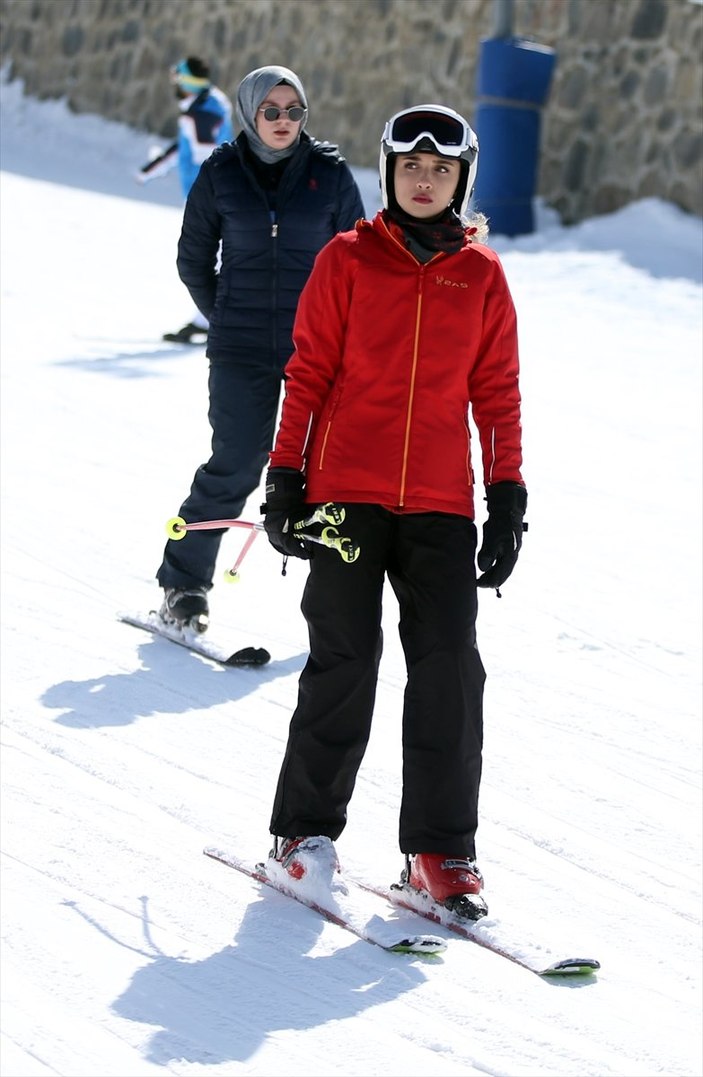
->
[224, 523, 358, 566]
[294, 503, 346, 530]
[311, 525, 359, 563]
[165, 516, 263, 537]
[218, 522, 358, 575]
[223, 527, 260, 583]
[165, 502, 360, 575]
[165, 516, 267, 583]
[165, 502, 345, 538]
[223, 505, 349, 583]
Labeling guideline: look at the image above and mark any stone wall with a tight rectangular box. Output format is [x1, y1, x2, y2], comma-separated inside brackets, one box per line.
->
[1, 0, 701, 222]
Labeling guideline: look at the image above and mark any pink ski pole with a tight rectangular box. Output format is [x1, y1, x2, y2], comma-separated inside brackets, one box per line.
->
[164, 502, 359, 579]
[223, 527, 260, 582]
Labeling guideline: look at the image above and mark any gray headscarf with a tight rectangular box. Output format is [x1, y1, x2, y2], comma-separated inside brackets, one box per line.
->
[236, 65, 309, 164]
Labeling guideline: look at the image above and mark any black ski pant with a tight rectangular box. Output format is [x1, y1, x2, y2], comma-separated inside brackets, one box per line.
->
[157, 360, 282, 591]
[270, 504, 486, 858]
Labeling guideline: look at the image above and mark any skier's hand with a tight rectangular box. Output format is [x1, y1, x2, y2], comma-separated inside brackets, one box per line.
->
[261, 468, 311, 560]
[476, 482, 528, 589]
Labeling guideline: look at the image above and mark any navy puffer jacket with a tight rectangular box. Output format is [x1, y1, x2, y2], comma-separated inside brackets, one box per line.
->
[176, 131, 366, 365]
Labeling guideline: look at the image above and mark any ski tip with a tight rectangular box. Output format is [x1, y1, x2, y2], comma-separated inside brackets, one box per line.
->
[389, 935, 448, 955]
[225, 646, 271, 667]
[540, 957, 601, 977]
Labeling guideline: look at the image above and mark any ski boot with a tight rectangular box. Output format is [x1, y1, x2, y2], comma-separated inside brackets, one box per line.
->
[159, 586, 209, 634]
[270, 836, 340, 884]
[401, 852, 488, 920]
[163, 322, 208, 344]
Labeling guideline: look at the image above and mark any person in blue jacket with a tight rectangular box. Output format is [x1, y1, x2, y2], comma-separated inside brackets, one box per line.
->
[136, 57, 233, 343]
[155, 64, 366, 631]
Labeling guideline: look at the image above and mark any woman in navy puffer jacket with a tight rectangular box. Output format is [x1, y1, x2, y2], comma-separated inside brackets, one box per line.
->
[155, 65, 365, 630]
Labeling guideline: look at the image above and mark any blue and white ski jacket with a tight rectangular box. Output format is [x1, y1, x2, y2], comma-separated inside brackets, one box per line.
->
[176, 87, 233, 196]
[138, 86, 233, 198]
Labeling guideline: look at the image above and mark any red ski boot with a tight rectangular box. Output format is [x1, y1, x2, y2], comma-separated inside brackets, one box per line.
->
[406, 852, 488, 920]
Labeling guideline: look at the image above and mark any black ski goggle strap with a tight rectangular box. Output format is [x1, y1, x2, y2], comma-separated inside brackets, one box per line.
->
[387, 110, 475, 158]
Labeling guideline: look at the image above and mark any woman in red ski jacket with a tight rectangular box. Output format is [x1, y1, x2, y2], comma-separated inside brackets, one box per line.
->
[261, 105, 528, 919]
[269, 211, 523, 517]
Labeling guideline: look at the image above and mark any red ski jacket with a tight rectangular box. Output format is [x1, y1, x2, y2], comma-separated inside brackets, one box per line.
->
[270, 211, 524, 518]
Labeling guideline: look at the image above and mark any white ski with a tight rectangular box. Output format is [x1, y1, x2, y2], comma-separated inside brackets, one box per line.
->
[118, 610, 270, 667]
[204, 844, 599, 977]
[369, 879, 600, 977]
[203, 846, 446, 955]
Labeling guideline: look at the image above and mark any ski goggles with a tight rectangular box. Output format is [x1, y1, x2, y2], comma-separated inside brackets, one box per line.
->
[383, 105, 477, 161]
[258, 106, 307, 123]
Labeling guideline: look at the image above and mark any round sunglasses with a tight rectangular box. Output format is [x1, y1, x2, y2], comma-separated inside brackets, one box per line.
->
[259, 106, 306, 123]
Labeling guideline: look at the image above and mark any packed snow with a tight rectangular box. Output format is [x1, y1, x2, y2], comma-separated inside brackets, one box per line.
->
[1, 70, 702, 1077]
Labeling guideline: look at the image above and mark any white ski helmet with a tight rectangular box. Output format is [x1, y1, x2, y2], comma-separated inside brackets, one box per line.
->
[380, 103, 479, 218]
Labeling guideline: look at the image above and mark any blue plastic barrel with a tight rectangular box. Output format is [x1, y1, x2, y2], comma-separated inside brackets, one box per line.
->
[473, 37, 556, 236]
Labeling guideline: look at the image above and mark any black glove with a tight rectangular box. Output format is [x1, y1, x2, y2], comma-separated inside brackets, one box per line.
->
[260, 468, 311, 560]
[476, 482, 528, 589]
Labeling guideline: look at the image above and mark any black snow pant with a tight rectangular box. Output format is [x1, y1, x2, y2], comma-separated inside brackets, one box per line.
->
[157, 360, 282, 591]
[270, 504, 486, 858]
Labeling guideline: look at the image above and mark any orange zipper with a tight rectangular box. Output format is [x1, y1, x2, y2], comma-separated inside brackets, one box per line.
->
[398, 280, 424, 507]
[378, 219, 443, 508]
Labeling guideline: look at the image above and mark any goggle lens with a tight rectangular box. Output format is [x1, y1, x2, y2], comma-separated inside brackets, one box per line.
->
[390, 110, 467, 148]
